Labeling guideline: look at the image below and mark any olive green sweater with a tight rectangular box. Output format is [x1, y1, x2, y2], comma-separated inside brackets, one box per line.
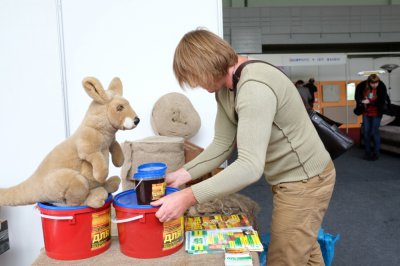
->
[185, 62, 331, 204]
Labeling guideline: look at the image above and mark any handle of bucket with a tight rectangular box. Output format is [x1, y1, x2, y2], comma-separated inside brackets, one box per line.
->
[134, 178, 143, 190]
[38, 213, 74, 220]
[34, 206, 74, 220]
[111, 214, 144, 224]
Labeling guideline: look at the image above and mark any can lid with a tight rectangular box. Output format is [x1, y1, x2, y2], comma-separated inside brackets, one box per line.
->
[113, 187, 179, 209]
[133, 162, 167, 179]
[133, 170, 165, 179]
[37, 194, 113, 210]
[137, 162, 167, 173]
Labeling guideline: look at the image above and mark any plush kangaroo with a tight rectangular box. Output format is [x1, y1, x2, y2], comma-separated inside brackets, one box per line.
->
[0, 77, 139, 208]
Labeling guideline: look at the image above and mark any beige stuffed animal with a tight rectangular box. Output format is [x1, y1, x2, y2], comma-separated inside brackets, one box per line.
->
[0, 77, 139, 208]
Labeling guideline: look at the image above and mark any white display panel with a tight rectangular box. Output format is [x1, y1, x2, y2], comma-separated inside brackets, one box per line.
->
[0, 1, 63, 266]
[0, 1, 222, 265]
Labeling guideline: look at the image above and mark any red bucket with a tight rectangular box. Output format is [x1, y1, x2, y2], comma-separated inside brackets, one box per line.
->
[37, 194, 112, 260]
[113, 187, 183, 258]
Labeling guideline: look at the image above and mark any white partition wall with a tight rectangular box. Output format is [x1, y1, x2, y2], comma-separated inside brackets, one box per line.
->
[61, 0, 222, 179]
[0, 1, 64, 266]
[61, 0, 222, 148]
[0, 1, 222, 265]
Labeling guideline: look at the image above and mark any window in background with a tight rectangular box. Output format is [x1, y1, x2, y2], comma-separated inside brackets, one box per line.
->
[322, 84, 340, 102]
[347, 82, 356, 101]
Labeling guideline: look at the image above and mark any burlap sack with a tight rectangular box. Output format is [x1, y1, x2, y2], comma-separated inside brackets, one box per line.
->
[151, 92, 201, 139]
[121, 136, 185, 191]
[186, 193, 261, 230]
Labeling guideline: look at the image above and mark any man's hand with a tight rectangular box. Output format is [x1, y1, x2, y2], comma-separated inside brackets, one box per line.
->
[150, 187, 197, 222]
[166, 168, 192, 188]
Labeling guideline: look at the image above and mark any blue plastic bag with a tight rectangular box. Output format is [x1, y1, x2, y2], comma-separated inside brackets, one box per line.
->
[259, 228, 339, 266]
[258, 233, 270, 266]
[318, 228, 340, 266]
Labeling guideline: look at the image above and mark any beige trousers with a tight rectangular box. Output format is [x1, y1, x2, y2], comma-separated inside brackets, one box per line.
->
[267, 160, 336, 266]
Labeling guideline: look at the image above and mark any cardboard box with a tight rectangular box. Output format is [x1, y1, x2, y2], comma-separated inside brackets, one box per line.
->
[184, 141, 212, 186]
[183, 140, 223, 187]
[0, 220, 10, 255]
[184, 140, 204, 163]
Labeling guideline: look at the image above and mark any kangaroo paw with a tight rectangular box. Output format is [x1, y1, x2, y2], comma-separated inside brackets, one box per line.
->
[85, 187, 108, 208]
[104, 176, 121, 193]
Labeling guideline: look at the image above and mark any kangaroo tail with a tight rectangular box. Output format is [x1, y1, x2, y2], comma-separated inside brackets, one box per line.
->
[0, 178, 45, 206]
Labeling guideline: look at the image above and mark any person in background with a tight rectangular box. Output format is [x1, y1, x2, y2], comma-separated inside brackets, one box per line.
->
[305, 78, 318, 109]
[295, 79, 313, 111]
[151, 29, 335, 266]
[354, 74, 388, 161]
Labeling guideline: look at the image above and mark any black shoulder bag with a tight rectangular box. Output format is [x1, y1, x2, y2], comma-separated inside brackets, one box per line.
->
[232, 60, 354, 160]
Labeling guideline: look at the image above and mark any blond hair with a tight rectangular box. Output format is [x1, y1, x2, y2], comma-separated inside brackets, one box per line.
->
[173, 29, 237, 89]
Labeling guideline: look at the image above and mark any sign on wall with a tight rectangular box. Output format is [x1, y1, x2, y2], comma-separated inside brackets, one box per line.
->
[282, 54, 346, 66]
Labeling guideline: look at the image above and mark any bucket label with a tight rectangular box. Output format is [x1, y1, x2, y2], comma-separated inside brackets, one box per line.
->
[91, 209, 111, 250]
[151, 182, 166, 200]
[162, 216, 184, 250]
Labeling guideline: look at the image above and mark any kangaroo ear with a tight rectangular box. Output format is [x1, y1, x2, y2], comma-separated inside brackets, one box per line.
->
[82, 77, 110, 104]
[108, 77, 123, 96]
